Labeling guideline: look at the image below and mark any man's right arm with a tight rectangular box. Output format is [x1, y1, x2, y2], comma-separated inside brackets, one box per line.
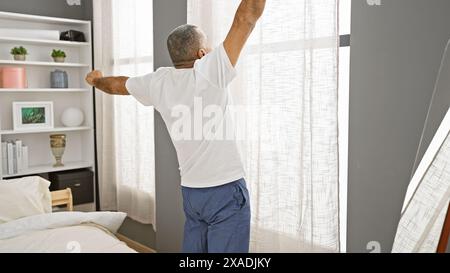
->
[223, 0, 266, 67]
[86, 70, 130, 95]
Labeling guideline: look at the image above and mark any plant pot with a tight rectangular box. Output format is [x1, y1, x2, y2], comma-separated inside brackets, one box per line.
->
[13, 55, 26, 61]
[53, 57, 66, 63]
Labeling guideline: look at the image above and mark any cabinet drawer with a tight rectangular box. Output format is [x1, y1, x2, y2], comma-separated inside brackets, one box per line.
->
[59, 178, 93, 205]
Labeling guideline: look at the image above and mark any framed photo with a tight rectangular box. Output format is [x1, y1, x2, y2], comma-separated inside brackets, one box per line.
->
[13, 101, 54, 131]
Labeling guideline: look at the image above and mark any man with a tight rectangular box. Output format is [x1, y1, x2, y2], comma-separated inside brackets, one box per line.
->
[86, 0, 266, 253]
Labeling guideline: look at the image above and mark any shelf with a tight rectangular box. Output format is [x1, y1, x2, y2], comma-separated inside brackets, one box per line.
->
[0, 12, 96, 188]
[0, 126, 92, 135]
[2, 161, 93, 179]
[0, 60, 90, 68]
[0, 36, 90, 47]
[0, 88, 90, 93]
[0, 11, 90, 26]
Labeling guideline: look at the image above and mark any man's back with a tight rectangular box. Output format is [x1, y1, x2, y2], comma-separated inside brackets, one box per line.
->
[126, 44, 246, 188]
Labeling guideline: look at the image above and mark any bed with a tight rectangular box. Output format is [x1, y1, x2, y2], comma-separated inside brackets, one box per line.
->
[0, 176, 138, 253]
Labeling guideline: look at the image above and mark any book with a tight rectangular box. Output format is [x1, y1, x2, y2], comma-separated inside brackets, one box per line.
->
[12, 143, 17, 174]
[1, 142, 7, 174]
[15, 140, 23, 173]
[22, 146, 29, 171]
[7, 142, 14, 175]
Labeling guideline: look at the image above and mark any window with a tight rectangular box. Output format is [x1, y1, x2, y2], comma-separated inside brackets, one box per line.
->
[112, 0, 154, 76]
[93, 0, 156, 225]
[190, 0, 342, 252]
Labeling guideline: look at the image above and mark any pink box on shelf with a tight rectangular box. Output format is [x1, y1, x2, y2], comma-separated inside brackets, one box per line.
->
[0, 67, 28, 89]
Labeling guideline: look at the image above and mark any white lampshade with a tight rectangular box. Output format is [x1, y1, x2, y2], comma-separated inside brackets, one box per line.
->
[61, 107, 84, 127]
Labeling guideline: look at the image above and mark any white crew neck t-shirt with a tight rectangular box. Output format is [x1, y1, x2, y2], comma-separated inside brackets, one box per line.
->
[126, 44, 245, 188]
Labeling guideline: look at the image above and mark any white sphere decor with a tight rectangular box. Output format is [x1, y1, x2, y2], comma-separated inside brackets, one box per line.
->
[61, 107, 84, 127]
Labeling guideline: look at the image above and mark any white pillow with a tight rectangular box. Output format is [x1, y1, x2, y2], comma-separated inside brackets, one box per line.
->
[0, 176, 52, 224]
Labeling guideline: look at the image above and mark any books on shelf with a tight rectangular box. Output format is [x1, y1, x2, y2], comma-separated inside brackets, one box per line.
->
[7, 142, 13, 174]
[16, 140, 22, 172]
[1, 142, 6, 174]
[22, 146, 29, 173]
[1, 140, 29, 176]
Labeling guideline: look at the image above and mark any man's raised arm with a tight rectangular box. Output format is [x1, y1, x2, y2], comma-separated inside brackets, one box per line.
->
[86, 70, 130, 95]
[223, 0, 266, 67]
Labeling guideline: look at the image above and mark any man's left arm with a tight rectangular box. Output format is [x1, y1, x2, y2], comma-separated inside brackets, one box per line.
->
[223, 0, 266, 67]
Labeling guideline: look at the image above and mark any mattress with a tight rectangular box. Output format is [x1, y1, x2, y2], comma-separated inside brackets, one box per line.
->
[0, 211, 136, 253]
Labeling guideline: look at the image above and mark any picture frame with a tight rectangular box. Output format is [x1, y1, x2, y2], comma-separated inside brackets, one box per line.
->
[13, 101, 54, 131]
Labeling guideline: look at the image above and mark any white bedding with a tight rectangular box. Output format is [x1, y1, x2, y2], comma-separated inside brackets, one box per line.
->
[0, 176, 52, 224]
[0, 212, 136, 253]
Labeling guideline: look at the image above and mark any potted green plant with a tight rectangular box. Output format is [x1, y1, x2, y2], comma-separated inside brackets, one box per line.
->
[51, 49, 66, 63]
[10, 46, 28, 61]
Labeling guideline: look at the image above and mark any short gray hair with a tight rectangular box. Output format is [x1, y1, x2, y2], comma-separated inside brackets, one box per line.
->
[167, 24, 206, 66]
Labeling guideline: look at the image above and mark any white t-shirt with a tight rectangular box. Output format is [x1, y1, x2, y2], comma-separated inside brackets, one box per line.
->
[126, 43, 245, 188]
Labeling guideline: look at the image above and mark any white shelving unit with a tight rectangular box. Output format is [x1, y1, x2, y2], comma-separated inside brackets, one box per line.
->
[0, 12, 96, 210]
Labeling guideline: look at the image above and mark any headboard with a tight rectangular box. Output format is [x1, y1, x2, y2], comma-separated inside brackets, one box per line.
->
[51, 188, 73, 211]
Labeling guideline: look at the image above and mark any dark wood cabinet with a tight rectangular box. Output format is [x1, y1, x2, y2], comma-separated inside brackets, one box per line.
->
[49, 169, 94, 205]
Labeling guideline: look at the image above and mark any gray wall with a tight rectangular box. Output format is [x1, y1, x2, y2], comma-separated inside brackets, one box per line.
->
[153, 0, 186, 253]
[0, 0, 92, 20]
[348, 0, 450, 253]
[413, 40, 450, 173]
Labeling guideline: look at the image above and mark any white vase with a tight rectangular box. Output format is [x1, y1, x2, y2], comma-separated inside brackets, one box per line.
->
[61, 108, 84, 127]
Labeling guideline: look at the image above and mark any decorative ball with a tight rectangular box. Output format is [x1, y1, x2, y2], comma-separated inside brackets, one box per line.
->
[61, 108, 84, 127]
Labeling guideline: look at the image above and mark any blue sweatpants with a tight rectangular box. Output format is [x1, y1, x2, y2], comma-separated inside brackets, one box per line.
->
[181, 178, 251, 253]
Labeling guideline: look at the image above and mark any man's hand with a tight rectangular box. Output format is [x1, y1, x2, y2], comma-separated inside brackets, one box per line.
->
[86, 70, 104, 86]
[224, 0, 266, 67]
[85, 70, 130, 96]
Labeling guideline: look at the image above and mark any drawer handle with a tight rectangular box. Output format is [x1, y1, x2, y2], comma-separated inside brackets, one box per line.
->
[74, 183, 82, 187]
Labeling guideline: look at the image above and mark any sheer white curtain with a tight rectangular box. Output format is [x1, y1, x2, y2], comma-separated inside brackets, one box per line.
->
[93, 0, 155, 226]
[188, 0, 340, 252]
[393, 131, 450, 253]
[393, 110, 450, 253]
